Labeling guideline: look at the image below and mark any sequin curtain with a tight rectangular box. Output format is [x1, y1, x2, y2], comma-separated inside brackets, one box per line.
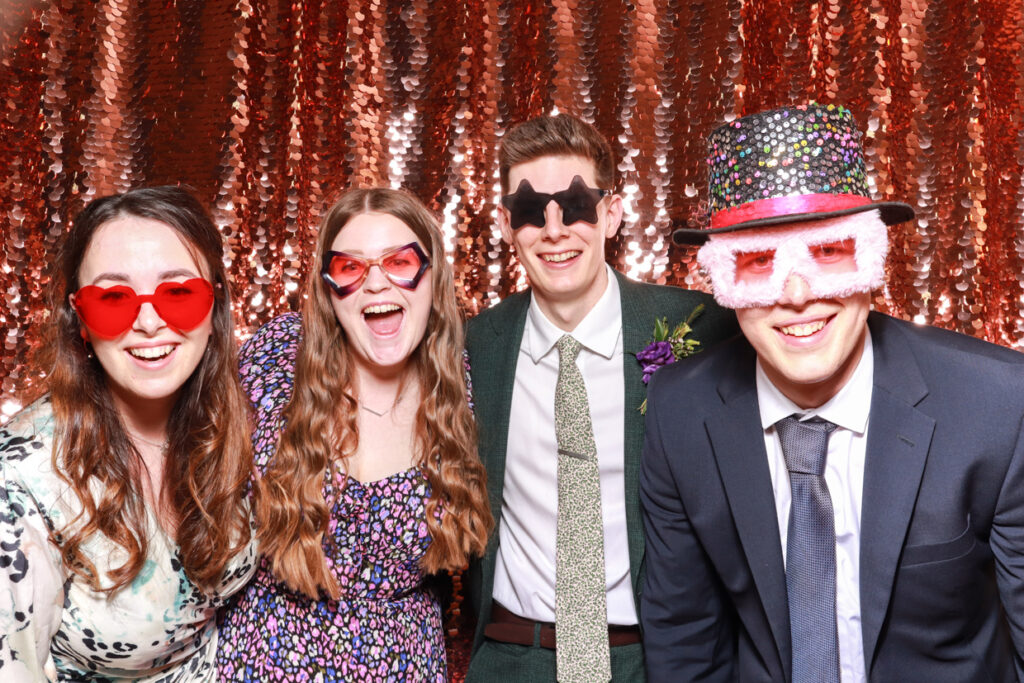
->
[4, 0, 1024, 396]
[3, 0, 1024, 678]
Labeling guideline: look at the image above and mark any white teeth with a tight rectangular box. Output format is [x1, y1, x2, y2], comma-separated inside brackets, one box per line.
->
[362, 303, 402, 315]
[779, 320, 827, 337]
[129, 345, 174, 360]
[542, 251, 580, 263]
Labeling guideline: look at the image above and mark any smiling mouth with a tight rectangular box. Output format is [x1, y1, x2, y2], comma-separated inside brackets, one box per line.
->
[542, 251, 580, 263]
[362, 303, 405, 336]
[777, 318, 829, 338]
[363, 303, 402, 315]
[128, 344, 175, 361]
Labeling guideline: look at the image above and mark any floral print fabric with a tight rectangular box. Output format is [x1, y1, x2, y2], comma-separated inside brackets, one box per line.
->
[0, 397, 258, 682]
[216, 313, 445, 682]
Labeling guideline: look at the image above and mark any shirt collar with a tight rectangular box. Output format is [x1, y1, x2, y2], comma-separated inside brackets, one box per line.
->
[756, 329, 873, 434]
[524, 264, 622, 363]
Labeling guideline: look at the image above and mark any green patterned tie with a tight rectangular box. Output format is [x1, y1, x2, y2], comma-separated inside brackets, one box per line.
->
[554, 335, 611, 682]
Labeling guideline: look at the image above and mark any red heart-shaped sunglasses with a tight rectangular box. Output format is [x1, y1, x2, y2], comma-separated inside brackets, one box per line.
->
[72, 278, 214, 338]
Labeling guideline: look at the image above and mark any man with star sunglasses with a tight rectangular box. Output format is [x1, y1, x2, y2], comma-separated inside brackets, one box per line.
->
[463, 113, 738, 683]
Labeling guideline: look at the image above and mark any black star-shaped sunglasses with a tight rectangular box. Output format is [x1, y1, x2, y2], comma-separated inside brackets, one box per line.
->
[500, 175, 611, 230]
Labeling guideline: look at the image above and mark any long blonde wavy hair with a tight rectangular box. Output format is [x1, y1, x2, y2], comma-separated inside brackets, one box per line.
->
[255, 188, 492, 599]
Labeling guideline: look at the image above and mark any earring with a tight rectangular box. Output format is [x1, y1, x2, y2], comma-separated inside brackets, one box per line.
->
[80, 336, 94, 360]
[77, 326, 95, 359]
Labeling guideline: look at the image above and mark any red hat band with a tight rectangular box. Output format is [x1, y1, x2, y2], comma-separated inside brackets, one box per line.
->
[710, 193, 873, 230]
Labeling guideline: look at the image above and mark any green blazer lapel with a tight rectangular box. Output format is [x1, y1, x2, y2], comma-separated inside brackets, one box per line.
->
[617, 271, 659, 591]
[618, 271, 720, 603]
[466, 289, 529, 643]
[472, 293, 529, 524]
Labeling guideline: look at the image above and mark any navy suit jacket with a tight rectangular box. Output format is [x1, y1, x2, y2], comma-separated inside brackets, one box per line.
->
[641, 312, 1024, 682]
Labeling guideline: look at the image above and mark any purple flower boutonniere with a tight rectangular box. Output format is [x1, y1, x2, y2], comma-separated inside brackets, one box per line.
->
[636, 304, 704, 414]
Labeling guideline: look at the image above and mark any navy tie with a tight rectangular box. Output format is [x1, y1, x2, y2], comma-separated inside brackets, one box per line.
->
[776, 415, 840, 683]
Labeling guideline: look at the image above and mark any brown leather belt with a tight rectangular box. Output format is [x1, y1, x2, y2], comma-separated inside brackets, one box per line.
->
[483, 603, 642, 649]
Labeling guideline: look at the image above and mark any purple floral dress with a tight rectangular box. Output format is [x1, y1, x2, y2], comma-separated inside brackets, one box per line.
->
[216, 313, 446, 682]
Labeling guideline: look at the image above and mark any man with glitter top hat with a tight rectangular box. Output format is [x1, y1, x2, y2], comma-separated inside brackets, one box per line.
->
[462, 113, 739, 683]
[640, 102, 1024, 682]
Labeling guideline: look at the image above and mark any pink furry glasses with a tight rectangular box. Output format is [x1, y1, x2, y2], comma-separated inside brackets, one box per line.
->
[696, 210, 889, 309]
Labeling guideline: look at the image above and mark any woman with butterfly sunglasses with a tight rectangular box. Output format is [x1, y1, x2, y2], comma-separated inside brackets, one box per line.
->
[216, 187, 492, 681]
[0, 186, 256, 681]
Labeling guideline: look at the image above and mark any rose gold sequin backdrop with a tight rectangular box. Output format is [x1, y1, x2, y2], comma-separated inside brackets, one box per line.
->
[5, 0, 1024, 412]
[2, 0, 1023, 675]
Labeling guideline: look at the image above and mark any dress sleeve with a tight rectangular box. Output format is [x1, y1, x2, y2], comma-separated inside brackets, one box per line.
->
[238, 312, 303, 408]
[462, 348, 474, 413]
[238, 312, 302, 477]
[0, 466, 65, 683]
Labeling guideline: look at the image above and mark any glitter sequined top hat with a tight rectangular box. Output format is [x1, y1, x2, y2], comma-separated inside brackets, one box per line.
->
[672, 103, 914, 245]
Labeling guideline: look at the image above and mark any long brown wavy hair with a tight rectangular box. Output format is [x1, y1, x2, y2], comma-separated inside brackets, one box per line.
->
[255, 188, 492, 599]
[34, 186, 252, 594]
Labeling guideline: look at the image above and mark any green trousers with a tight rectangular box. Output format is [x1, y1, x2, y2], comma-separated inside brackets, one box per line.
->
[464, 638, 645, 682]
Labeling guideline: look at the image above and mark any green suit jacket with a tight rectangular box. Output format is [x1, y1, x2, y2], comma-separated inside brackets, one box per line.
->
[464, 270, 739, 655]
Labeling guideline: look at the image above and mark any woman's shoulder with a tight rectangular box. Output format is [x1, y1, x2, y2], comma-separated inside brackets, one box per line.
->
[1, 395, 55, 449]
[0, 396, 75, 530]
[1, 396, 57, 478]
[0, 398, 67, 682]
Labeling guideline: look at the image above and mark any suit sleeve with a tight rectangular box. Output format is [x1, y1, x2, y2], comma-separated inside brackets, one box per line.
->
[991, 412, 1024, 678]
[639, 370, 735, 681]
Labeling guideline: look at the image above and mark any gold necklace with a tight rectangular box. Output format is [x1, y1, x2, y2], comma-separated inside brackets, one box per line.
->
[128, 431, 168, 450]
[359, 391, 405, 417]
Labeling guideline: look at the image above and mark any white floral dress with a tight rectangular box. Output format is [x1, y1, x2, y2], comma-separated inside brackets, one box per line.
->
[0, 397, 257, 681]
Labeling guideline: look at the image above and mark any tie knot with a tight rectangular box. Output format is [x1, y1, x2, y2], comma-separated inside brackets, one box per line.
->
[775, 415, 837, 476]
[557, 334, 582, 361]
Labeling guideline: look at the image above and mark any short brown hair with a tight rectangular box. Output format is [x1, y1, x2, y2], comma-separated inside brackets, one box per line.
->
[498, 113, 615, 193]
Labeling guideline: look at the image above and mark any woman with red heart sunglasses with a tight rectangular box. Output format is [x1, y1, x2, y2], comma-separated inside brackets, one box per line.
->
[216, 188, 492, 681]
[0, 186, 256, 681]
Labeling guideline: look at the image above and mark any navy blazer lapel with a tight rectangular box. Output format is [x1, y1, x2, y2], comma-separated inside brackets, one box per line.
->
[859, 314, 935, 670]
[706, 341, 791, 679]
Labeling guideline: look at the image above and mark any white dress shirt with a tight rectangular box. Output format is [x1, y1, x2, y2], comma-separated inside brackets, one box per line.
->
[756, 331, 873, 683]
[492, 265, 636, 624]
